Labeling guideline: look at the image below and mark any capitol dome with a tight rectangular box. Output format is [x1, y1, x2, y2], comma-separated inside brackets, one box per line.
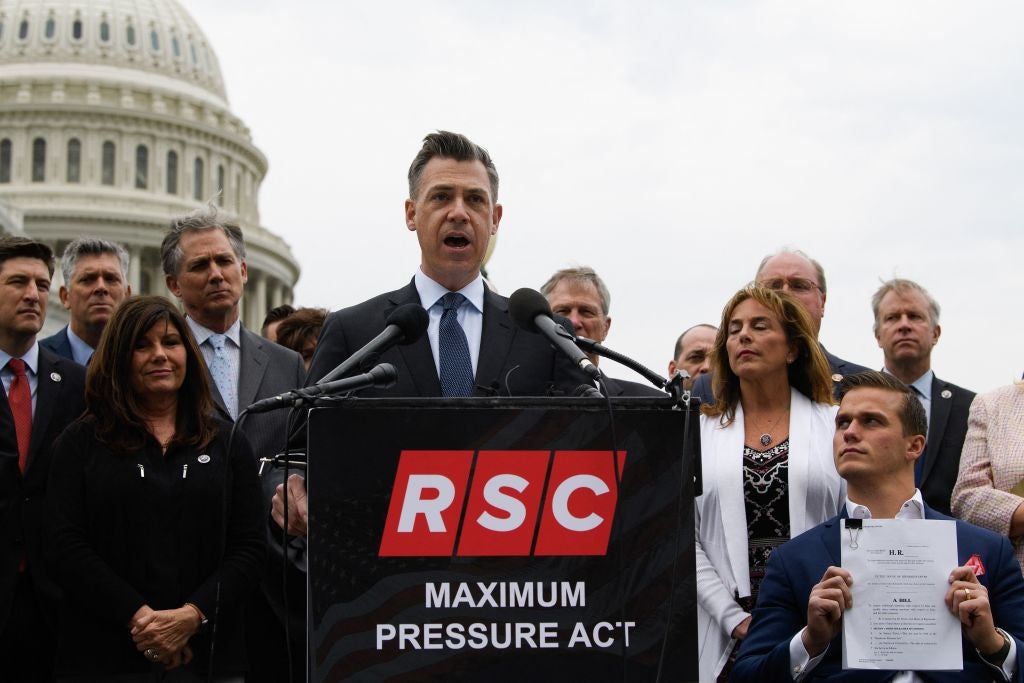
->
[0, 0, 298, 330]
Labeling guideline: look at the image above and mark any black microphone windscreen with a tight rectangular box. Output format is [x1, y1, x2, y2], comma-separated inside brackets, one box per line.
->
[509, 288, 552, 333]
[385, 304, 429, 345]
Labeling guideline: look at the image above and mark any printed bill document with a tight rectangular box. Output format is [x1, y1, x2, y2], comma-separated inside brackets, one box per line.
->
[841, 518, 961, 671]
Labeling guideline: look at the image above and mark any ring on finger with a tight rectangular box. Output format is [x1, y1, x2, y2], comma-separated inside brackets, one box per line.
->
[144, 647, 160, 662]
[962, 587, 973, 601]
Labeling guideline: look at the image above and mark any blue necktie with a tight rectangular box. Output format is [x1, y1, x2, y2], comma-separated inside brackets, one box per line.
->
[208, 333, 238, 419]
[437, 293, 474, 397]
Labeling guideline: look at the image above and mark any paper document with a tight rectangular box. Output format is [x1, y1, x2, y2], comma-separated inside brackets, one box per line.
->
[840, 518, 961, 671]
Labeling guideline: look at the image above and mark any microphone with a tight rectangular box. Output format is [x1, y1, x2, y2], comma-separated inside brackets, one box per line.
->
[316, 304, 428, 385]
[508, 288, 601, 380]
[247, 363, 398, 413]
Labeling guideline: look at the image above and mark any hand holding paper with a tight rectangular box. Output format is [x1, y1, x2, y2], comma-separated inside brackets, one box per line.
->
[803, 566, 853, 657]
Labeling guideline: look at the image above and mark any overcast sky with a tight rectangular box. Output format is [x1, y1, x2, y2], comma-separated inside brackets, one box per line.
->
[183, 1, 1022, 394]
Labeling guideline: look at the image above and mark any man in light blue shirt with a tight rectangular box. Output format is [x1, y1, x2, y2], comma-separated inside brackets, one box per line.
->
[873, 278, 974, 516]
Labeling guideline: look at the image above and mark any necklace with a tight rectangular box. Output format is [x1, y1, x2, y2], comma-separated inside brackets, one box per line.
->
[750, 410, 787, 447]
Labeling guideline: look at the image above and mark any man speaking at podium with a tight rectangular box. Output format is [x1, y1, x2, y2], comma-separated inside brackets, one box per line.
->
[272, 130, 589, 539]
[305, 130, 586, 398]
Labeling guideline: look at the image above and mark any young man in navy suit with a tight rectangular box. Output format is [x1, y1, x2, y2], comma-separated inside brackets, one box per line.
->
[733, 371, 1024, 682]
[0, 237, 86, 682]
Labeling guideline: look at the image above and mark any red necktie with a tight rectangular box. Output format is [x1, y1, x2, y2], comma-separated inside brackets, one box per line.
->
[7, 358, 32, 473]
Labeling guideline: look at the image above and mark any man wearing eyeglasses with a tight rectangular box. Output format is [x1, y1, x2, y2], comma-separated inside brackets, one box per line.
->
[692, 248, 869, 404]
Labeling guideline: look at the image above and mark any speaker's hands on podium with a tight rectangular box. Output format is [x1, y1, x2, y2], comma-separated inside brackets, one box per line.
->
[272, 473, 308, 537]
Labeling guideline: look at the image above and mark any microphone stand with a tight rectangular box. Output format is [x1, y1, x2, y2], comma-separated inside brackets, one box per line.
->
[573, 336, 686, 402]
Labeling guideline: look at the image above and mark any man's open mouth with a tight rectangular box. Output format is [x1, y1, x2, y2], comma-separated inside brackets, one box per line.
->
[444, 235, 470, 248]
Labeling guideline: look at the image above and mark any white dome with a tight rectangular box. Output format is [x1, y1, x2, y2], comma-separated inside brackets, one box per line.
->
[0, 0, 227, 104]
[0, 0, 300, 331]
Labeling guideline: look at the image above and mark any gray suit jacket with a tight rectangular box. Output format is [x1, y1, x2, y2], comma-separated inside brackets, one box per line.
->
[207, 326, 305, 641]
[206, 326, 306, 462]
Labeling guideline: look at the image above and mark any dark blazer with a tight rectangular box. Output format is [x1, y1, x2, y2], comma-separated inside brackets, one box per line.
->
[920, 375, 975, 516]
[0, 346, 86, 630]
[691, 344, 870, 405]
[306, 279, 589, 396]
[733, 506, 1024, 682]
[47, 417, 265, 676]
[38, 325, 74, 361]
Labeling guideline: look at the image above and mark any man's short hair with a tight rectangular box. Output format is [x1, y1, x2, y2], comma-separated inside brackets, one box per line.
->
[539, 266, 611, 315]
[755, 247, 828, 294]
[837, 371, 928, 438]
[672, 323, 717, 360]
[60, 238, 129, 285]
[161, 203, 246, 276]
[0, 236, 55, 277]
[262, 304, 296, 335]
[870, 278, 941, 334]
[407, 131, 499, 201]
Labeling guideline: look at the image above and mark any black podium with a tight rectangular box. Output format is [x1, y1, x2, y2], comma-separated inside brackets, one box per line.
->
[306, 397, 698, 682]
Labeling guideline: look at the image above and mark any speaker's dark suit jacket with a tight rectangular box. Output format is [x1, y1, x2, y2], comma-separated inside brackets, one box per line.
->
[39, 325, 74, 361]
[0, 347, 86, 631]
[691, 344, 870, 405]
[920, 375, 975, 516]
[306, 279, 589, 395]
[733, 506, 1024, 682]
[601, 375, 668, 397]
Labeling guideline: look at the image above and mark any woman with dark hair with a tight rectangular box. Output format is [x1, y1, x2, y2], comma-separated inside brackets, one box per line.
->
[48, 296, 264, 682]
[695, 286, 843, 682]
[275, 307, 328, 370]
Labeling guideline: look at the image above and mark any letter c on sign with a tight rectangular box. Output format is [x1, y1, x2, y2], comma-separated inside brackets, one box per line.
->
[551, 474, 608, 532]
[397, 474, 456, 533]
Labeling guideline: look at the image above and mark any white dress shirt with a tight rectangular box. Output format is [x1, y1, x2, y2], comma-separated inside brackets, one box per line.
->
[413, 268, 484, 379]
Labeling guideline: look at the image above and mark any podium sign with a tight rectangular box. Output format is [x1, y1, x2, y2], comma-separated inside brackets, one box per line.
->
[308, 398, 697, 682]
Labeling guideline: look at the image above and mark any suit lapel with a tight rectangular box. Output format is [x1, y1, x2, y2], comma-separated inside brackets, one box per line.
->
[237, 328, 268, 412]
[924, 375, 952, 483]
[823, 514, 845, 567]
[26, 350, 60, 472]
[390, 283, 441, 396]
[475, 289, 515, 391]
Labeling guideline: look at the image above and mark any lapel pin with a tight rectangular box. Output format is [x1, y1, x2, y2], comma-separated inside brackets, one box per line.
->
[198, 454, 211, 464]
[831, 373, 843, 382]
[941, 389, 952, 399]
[50, 372, 61, 382]
[966, 553, 985, 576]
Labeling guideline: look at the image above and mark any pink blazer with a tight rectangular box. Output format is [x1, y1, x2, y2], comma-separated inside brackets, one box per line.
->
[952, 382, 1024, 571]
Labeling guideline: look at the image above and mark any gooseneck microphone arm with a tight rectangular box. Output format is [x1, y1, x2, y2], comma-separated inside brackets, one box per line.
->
[572, 335, 668, 391]
[550, 316, 685, 402]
